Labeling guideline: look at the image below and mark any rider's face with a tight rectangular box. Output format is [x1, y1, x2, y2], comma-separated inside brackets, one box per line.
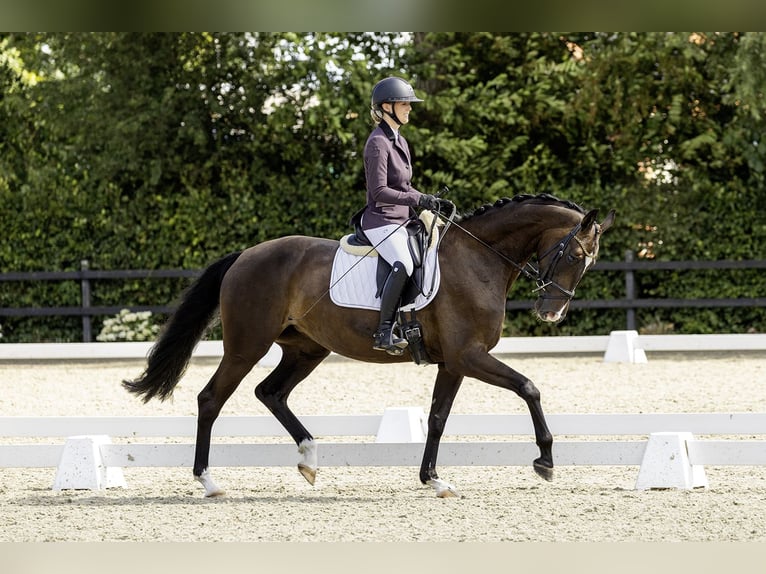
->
[393, 101, 412, 124]
[383, 101, 412, 126]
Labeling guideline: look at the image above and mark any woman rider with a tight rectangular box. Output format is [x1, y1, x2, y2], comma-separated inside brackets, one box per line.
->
[361, 76, 439, 354]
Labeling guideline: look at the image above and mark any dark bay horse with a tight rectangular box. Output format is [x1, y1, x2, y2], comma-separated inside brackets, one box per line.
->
[123, 193, 615, 497]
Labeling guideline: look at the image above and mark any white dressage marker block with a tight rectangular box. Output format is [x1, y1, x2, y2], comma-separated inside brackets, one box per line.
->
[53, 435, 127, 491]
[635, 432, 708, 490]
[375, 407, 427, 443]
[603, 330, 648, 363]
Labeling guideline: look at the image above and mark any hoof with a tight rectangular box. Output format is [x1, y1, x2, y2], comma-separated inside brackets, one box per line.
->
[436, 487, 460, 499]
[195, 469, 225, 497]
[533, 460, 554, 482]
[427, 478, 461, 498]
[298, 463, 316, 486]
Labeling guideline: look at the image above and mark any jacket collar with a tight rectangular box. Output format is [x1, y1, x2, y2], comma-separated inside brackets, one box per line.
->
[379, 121, 398, 141]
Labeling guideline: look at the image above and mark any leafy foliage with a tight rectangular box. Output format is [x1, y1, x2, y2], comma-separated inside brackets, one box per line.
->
[1, 32, 764, 341]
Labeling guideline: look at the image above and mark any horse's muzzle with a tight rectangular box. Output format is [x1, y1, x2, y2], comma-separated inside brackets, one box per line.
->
[534, 297, 570, 324]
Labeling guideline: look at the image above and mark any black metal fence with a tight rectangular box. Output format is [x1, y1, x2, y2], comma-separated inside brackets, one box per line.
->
[0, 260, 197, 342]
[506, 252, 766, 330]
[2, 254, 766, 342]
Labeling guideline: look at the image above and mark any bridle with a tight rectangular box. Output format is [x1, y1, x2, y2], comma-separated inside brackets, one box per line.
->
[434, 202, 597, 302]
[532, 224, 597, 300]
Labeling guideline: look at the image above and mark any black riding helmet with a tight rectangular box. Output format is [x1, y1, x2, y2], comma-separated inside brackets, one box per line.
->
[370, 77, 423, 125]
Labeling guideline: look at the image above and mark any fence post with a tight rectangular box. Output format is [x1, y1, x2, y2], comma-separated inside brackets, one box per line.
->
[624, 250, 636, 330]
[80, 259, 92, 342]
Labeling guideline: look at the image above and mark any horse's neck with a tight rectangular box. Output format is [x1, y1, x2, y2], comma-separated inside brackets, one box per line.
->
[458, 203, 580, 270]
[466, 206, 560, 252]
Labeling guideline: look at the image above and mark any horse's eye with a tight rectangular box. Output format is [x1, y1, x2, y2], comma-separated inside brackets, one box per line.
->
[566, 253, 579, 265]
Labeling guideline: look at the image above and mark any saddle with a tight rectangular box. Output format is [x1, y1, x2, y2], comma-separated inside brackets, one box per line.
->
[345, 207, 436, 307]
[343, 206, 439, 365]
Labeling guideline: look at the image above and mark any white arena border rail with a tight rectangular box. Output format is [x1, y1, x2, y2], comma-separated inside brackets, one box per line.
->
[1, 333, 764, 492]
[1, 409, 765, 492]
[0, 331, 765, 364]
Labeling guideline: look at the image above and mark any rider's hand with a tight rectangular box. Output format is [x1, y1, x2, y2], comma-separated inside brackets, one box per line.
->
[418, 193, 440, 211]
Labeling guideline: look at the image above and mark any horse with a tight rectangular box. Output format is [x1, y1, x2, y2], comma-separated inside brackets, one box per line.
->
[123, 193, 615, 498]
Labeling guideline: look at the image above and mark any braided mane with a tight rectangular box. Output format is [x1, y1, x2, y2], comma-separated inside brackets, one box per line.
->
[457, 193, 585, 222]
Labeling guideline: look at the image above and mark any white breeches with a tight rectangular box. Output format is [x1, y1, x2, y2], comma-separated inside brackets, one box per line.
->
[363, 223, 414, 276]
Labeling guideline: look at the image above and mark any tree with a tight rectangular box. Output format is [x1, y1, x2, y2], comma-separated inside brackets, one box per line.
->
[1, 32, 764, 341]
[407, 32, 766, 334]
[0, 32, 408, 340]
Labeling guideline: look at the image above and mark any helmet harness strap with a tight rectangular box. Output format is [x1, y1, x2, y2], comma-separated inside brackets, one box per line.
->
[382, 102, 403, 126]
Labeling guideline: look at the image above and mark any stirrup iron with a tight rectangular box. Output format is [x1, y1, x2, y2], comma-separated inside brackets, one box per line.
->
[373, 323, 408, 355]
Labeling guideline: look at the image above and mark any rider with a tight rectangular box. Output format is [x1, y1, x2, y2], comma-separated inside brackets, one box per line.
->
[361, 76, 439, 354]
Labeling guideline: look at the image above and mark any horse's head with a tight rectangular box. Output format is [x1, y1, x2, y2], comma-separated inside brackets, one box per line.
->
[533, 207, 616, 323]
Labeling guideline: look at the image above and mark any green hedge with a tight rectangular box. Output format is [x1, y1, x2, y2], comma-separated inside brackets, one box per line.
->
[1, 33, 765, 342]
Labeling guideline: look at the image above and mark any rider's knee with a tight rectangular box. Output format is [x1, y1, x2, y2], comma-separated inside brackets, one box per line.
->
[392, 259, 414, 276]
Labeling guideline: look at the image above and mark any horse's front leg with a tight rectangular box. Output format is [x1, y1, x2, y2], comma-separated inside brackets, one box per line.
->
[420, 365, 464, 498]
[524, 378, 554, 481]
[451, 349, 554, 481]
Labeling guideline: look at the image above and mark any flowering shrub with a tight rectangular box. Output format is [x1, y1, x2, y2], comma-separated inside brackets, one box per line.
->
[97, 309, 160, 342]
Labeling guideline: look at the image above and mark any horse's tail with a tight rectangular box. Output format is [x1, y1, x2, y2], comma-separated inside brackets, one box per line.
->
[122, 251, 242, 403]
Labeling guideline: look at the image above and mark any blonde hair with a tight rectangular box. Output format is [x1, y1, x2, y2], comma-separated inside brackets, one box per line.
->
[370, 106, 384, 124]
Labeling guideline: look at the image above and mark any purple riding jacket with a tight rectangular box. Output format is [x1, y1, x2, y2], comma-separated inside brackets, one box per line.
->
[362, 121, 426, 230]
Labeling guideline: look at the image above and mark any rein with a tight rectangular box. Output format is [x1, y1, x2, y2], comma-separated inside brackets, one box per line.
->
[290, 198, 592, 322]
[434, 204, 589, 299]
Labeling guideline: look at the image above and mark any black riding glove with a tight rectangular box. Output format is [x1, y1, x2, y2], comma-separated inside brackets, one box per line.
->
[418, 194, 440, 211]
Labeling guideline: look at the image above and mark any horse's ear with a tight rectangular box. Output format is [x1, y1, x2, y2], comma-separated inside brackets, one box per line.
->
[581, 209, 599, 230]
[599, 209, 616, 233]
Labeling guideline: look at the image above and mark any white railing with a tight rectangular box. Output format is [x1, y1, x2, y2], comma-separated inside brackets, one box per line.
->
[2, 410, 765, 490]
[0, 332, 764, 364]
[4, 411, 766, 439]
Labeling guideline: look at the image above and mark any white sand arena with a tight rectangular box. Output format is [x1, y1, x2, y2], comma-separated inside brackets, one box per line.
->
[1, 351, 765, 542]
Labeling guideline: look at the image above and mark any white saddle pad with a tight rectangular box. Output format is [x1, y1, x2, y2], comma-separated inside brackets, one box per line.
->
[329, 231, 441, 311]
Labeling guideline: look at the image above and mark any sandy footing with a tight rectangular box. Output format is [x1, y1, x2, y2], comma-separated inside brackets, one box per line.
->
[1, 352, 765, 542]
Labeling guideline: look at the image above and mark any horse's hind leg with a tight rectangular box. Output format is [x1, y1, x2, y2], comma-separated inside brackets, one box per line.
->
[194, 352, 259, 497]
[254, 336, 331, 486]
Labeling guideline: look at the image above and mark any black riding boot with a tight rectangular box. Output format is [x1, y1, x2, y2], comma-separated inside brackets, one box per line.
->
[373, 261, 409, 354]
